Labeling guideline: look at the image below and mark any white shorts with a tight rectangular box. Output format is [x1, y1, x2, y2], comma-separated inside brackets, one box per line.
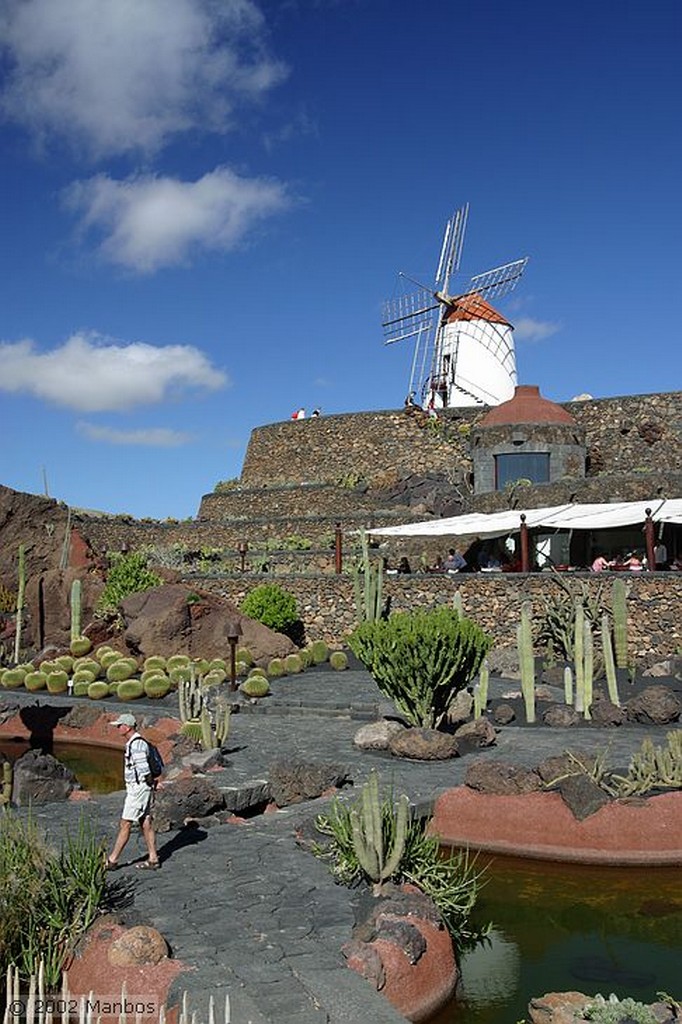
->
[121, 782, 153, 823]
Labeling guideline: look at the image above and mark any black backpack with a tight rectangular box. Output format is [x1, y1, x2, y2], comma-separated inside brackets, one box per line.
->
[145, 740, 165, 780]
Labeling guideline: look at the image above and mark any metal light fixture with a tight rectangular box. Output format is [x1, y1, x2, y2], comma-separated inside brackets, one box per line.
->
[226, 619, 243, 690]
[237, 540, 248, 573]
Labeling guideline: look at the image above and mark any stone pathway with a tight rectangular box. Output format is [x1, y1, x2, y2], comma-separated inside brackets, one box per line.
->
[6, 668, 670, 1024]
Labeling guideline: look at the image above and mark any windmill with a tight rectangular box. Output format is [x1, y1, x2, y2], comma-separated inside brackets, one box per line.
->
[382, 204, 528, 408]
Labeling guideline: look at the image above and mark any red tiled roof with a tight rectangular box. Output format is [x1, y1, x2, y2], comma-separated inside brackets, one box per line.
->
[479, 385, 577, 426]
[444, 292, 512, 326]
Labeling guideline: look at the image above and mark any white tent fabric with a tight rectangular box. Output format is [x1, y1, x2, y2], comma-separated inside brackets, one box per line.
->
[365, 499, 682, 539]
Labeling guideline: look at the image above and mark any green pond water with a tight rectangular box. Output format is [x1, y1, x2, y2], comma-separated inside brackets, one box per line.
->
[430, 855, 682, 1024]
[0, 738, 124, 794]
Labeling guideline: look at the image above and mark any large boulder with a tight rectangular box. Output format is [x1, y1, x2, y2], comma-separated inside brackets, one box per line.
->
[388, 728, 458, 761]
[118, 584, 298, 663]
[268, 759, 350, 806]
[12, 748, 78, 805]
[152, 776, 226, 832]
[108, 925, 169, 967]
[626, 685, 681, 725]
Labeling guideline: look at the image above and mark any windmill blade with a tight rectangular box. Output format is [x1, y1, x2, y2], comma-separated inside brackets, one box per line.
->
[382, 288, 439, 345]
[435, 203, 469, 293]
[464, 256, 528, 302]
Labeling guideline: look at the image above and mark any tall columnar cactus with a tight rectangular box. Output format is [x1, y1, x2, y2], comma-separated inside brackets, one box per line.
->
[215, 706, 232, 746]
[350, 770, 409, 896]
[353, 530, 384, 623]
[1, 760, 12, 805]
[563, 665, 573, 706]
[601, 612, 620, 706]
[452, 590, 463, 616]
[573, 599, 585, 714]
[200, 707, 215, 751]
[13, 544, 26, 666]
[179, 670, 204, 723]
[473, 660, 490, 719]
[611, 577, 629, 670]
[582, 617, 594, 720]
[70, 579, 82, 643]
[516, 602, 535, 724]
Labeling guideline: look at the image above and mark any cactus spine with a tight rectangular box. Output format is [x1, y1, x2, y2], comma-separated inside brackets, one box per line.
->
[350, 770, 409, 896]
[601, 612, 620, 706]
[13, 544, 26, 666]
[611, 577, 628, 670]
[70, 579, 82, 643]
[353, 530, 383, 623]
[516, 603, 535, 723]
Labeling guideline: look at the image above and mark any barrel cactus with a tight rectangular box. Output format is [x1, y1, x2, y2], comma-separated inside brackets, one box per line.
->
[144, 677, 171, 699]
[203, 669, 226, 687]
[70, 636, 93, 658]
[73, 681, 91, 697]
[208, 658, 227, 674]
[240, 675, 270, 698]
[329, 651, 348, 671]
[118, 679, 144, 701]
[144, 655, 167, 672]
[285, 653, 303, 674]
[2, 669, 25, 689]
[167, 654, 190, 671]
[169, 665, 192, 685]
[97, 649, 121, 670]
[236, 647, 253, 667]
[309, 640, 329, 665]
[46, 670, 69, 694]
[72, 668, 97, 686]
[87, 681, 109, 700]
[24, 671, 48, 691]
[267, 658, 285, 678]
[55, 655, 74, 673]
[107, 660, 136, 683]
[74, 657, 101, 677]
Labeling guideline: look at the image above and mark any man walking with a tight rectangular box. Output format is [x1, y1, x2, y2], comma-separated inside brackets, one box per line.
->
[105, 713, 160, 871]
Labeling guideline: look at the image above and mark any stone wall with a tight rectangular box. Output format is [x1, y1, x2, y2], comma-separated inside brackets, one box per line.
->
[240, 392, 682, 490]
[192, 571, 682, 661]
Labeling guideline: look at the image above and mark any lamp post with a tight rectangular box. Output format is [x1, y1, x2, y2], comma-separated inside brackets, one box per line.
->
[237, 540, 248, 573]
[226, 620, 243, 690]
[519, 514, 530, 573]
[334, 522, 343, 574]
[644, 509, 656, 571]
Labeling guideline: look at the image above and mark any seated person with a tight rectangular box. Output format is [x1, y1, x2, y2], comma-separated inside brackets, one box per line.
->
[623, 551, 644, 571]
[591, 553, 612, 572]
[429, 555, 445, 573]
[444, 547, 467, 572]
[397, 556, 412, 574]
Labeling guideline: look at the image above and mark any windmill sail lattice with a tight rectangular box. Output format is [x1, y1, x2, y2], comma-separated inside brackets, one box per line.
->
[382, 204, 528, 408]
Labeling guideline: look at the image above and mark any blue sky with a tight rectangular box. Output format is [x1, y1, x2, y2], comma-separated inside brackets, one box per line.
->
[1, 0, 680, 520]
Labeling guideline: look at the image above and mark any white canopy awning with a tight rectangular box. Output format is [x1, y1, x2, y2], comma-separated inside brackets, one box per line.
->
[365, 499, 682, 540]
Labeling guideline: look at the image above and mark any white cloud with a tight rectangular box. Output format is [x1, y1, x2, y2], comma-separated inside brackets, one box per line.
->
[0, 331, 227, 411]
[63, 167, 291, 272]
[76, 422, 193, 446]
[0, 0, 286, 157]
[513, 317, 561, 343]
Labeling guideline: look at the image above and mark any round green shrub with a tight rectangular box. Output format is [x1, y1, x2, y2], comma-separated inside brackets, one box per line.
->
[106, 661, 135, 683]
[144, 655, 167, 672]
[88, 681, 110, 700]
[329, 651, 348, 671]
[309, 640, 329, 665]
[55, 655, 74, 673]
[24, 671, 48, 691]
[240, 675, 270, 698]
[236, 647, 253, 667]
[96, 551, 162, 615]
[267, 658, 285, 678]
[70, 636, 92, 658]
[143, 677, 170, 699]
[46, 670, 69, 694]
[118, 679, 144, 701]
[72, 668, 97, 686]
[73, 681, 91, 697]
[284, 653, 303, 674]
[2, 669, 25, 689]
[240, 584, 298, 635]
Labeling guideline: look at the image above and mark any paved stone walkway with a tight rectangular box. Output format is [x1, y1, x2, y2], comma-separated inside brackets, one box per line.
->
[8, 667, 666, 1024]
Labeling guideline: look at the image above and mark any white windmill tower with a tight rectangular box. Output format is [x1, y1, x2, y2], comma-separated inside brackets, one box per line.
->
[382, 204, 528, 408]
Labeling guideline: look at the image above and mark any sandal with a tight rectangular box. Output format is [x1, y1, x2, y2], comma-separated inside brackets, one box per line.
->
[104, 860, 121, 872]
[136, 860, 160, 870]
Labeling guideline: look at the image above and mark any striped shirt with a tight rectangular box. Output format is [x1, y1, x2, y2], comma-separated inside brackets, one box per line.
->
[124, 733, 151, 786]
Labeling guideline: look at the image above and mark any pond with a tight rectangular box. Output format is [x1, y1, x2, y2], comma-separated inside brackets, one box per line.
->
[430, 854, 681, 1023]
[0, 738, 124, 794]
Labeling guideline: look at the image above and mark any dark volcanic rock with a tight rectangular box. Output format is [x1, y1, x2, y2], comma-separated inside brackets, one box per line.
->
[542, 704, 581, 728]
[590, 698, 627, 727]
[464, 761, 542, 795]
[388, 728, 458, 761]
[625, 685, 681, 725]
[12, 748, 78, 805]
[268, 759, 351, 806]
[493, 703, 516, 725]
[553, 774, 611, 821]
[152, 776, 226, 832]
[453, 718, 497, 748]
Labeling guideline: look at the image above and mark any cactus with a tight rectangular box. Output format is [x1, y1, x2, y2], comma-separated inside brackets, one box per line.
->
[108, 681, 121, 695]
[166, 654, 190, 671]
[353, 530, 384, 623]
[106, 660, 136, 683]
[144, 677, 171, 699]
[240, 675, 270, 698]
[73, 681, 90, 697]
[96, 649, 120, 670]
[236, 647, 253, 667]
[13, 544, 26, 665]
[2, 667, 25, 689]
[309, 640, 329, 665]
[70, 636, 92, 658]
[601, 613, 620, 706]
[452, 590, 463, 616]
[87, 681, 109, 700]
[214, 705, 231, 746]
[55, 655, 74, 673]
[611, 577, 629, 670]
[200, 707, 215, 750]
[267, 657, 285, 678]
[179, 671, 203, 723]
[574, 600, 585, 713]
[180, 719, 204, 743]
[46, 670, 69, 694]
[563, 665, 573, 706]
[349, 770, 409, 896]
[329, 650, 348, 671]
[202, 669, 226, 688]
[516, 603, 535, 723]
[73, 657, 101, 677]
[144, 655, 167, 672]
[24, 671, 48, 692]
[473, 660, 490, 719]
[1, 761, 12, 805]
[70, 579, 82, 643]
[582, 617, 594, 719]
[613, 731, 682, 796]
[208, 658, 227, 674]
[285, 653, 303, 674]
[118, 679, 144, 701]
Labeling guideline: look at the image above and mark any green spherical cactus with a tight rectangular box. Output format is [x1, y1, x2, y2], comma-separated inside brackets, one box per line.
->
[248, 666, 268, 678]
[24, 671, 48, 691]
[73, 657, 101, 677]
[38, 660, 58, 675]
[144, 655, 167, 672]
[267, 657, 285, 678]
[285, 653, 303, 674]
[97, 650, 120, 670]
[167, 654, 190, 671]
[72, 668, 97, 686]
[309, 640, 329, 665]
[299, 648, 312, 669]
[202, 669, 226, 688]
[240, 675, 270, 698]
[118, 679, 144, 701]
[208, 658, 227, 674]
[73, 681, 91, 697]
[70, 636, 93, 658]
[169, 665, 192, 685]
[108, 682, 121, 695]
[140, 668, 170, 686]
[88, 681, 110, 700]
[46, 670, 69, 694]
[329, 650, 349, 671]
[144, 677, 170, 699]
[180, 719, 203, 743]
[55, 655, 74, 673]
[235, 659, 250, 678]
[193, 658, 210, 676]
[2, 669, 26, 689]
[107, 660, 135, 683]
[95, 644, 115, 661]
[236, 647, 253, 667]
